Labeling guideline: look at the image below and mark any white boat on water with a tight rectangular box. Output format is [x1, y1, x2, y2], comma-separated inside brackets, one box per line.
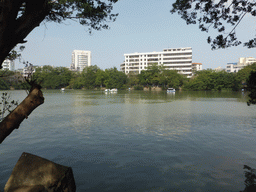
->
[167, 88, 175, 93]
[61, 88, 65, 91]
[105, 88, 118, 93]
[110, 88, 118, 92]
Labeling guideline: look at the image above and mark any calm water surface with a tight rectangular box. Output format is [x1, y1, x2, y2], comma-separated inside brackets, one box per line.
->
[1, 90, 256, 192]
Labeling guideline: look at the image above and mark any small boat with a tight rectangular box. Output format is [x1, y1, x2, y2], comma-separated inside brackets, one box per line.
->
[110, 88, 118, 92]
[61, 88, 65, 91]
[105, 89, 110, 92]
[167, 88, 175, 93]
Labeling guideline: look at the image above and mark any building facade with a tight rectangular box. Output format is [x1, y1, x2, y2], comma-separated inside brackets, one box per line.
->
[226, 63, 239, 73]
[192, 63, 203, 71]
[121, 47, 193, 77]
[2, 59, 15, 71]
[70, 50, 91, 72]
[226, 57, 256, 73]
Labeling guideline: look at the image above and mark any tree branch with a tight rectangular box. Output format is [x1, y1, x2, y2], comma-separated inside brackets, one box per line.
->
[225, 11, 247, 39]
[0, 84, 44, 144]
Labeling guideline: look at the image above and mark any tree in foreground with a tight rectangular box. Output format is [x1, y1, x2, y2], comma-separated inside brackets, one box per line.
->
[247, 71, 256, 105]
[171, 0, 256, 104]
[0, 0, 118, 143]
[171, 0, 256, 49]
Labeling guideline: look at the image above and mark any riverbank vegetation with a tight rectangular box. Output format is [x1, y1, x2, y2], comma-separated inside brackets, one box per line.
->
[0, 70, 29, 90]
[1, 63, 256, 91]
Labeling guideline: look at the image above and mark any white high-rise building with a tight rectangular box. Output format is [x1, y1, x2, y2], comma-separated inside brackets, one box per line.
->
[71, 50, 91, 72]
[2, 59, 15, 71]
[121, 47, 193, 77]
[226, 57, 256, 73]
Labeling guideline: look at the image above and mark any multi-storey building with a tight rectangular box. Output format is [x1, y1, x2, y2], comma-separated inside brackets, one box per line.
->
[121, 47, 193, 77]
[226, 63, 239, 73]
[2, 59, 15, 71]
[70, 50, 91, 72]
[192, 63, 203, 71]
[226, 57, 256, 73]
[239, 57, 256, 65]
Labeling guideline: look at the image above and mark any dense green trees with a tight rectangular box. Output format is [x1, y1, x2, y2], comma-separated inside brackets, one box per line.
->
[236, 63, 256, 84]
[160, 70, 184, 89]
[0, 70, 29, 90]
[0, 79, 9, 90]
[237, 63, 256, 105]
[183, 65, 256, 91]
[137, 64, 184, 89]
[33, 66, 72, 89]
[184, 70, 237, 91]
[104, 67, 128, 89]
[32, 65, 127, 90]
[1, 63, 256, 92]
[68, 66, 127, 90]
[138, 64, 163, 86]
[81, 65, 100, 89]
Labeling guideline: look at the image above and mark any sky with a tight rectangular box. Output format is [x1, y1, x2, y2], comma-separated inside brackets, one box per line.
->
[16, 0, 256, 70]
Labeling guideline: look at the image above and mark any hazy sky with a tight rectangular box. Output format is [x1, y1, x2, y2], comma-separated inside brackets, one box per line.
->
[17, 0, 256, 70]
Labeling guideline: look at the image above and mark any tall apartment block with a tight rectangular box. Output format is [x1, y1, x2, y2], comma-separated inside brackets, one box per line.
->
[121, 47, 193, 77]
[70, 50, 91, 72]
[2, 59, 15, 71]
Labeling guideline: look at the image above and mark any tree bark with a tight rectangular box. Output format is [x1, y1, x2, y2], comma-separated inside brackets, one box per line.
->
[0, 85, 44, 143]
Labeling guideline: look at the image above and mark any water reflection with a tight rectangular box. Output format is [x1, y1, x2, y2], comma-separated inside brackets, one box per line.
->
[1, 90, 256, 191]
[62, 90, 252, 140]
[64, 90, 194, 139]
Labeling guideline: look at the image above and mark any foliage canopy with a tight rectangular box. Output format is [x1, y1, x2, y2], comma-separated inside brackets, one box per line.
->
[0, 0, 118, 68]
[171, 0, 256, 49]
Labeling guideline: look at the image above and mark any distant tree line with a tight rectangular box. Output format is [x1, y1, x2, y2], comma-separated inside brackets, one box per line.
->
[68, 65, 128, 90]
[0, 70, 29, 90]
[1, 63, 256, 91]
[184, 63, 256, 91]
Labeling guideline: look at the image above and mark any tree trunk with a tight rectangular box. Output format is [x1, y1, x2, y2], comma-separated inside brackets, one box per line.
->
[0, 85, 44, 143]
[0, 0, 50, 68]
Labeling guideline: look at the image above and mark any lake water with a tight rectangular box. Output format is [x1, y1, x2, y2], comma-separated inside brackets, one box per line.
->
[1, 90, 256, 192]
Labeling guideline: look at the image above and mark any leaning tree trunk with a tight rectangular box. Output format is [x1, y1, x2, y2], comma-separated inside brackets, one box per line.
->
[0, 84, 44, 143]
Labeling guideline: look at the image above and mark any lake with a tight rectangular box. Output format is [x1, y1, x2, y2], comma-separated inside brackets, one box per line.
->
[0, 90, 256, 192]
